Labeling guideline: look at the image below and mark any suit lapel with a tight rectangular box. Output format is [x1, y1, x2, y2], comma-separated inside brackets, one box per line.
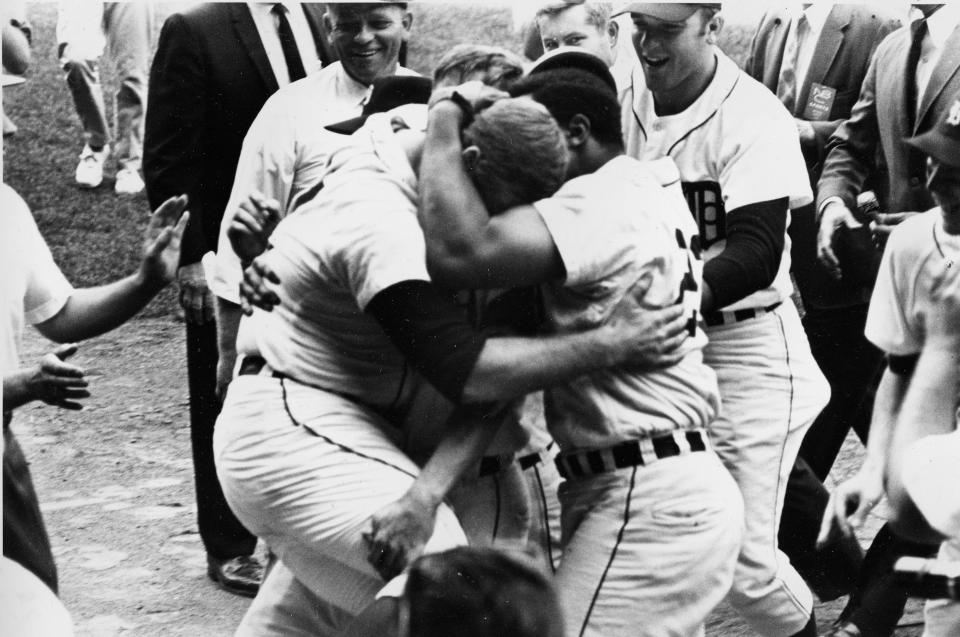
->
[230, 3, 279, 94]
[301, 4, 333, 66]
[765, 16, 789, 92]
[917, 24, 960, 131]
[797, 5, 848, 116]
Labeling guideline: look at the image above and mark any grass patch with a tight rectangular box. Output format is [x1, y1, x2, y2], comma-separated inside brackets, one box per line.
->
[4, 3, 752, 320]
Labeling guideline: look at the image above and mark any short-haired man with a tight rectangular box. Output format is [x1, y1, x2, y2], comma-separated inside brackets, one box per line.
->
[831, 90, 960, 637]
[618, 5, 829, 636]
[214, 96, 672, 636]
[410, 56, 743, 637]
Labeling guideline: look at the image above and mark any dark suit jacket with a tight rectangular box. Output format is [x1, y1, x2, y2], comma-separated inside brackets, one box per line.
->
[818, 21, 960, 217]
[746, 5, 900, 182]
[144, 3, 333, 266]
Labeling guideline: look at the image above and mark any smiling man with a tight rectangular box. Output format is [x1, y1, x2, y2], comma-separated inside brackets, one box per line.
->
[618, 4, 828, 637]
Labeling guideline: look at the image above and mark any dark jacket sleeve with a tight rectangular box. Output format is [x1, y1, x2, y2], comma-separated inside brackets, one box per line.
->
[143, 13, 209, 267]
[815, 44, 881, 216]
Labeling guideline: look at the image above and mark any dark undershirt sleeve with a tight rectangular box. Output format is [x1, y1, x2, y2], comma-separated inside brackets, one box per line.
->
[366, 280, 488, 404]
[702, 197, 788, 310]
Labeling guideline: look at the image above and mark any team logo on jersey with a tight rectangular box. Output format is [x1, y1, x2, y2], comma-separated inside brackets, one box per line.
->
[681, 181, 725, 249]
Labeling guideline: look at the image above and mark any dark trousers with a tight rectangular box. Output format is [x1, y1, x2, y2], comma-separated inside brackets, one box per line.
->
[186, 320, 256, 559]
[3, 421, 58, 594]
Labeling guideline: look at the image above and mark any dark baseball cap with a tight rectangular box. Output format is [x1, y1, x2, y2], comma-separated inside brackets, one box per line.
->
[527, 47, 618, 94]
[613, 3, 722, 21]
[325, 75, 433, 135]
[905, 91, 960, 168]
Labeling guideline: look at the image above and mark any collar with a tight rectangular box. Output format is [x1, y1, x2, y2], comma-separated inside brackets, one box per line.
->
[925, 4, 960, 50]
[332, 62, 375, 109]
[799, 3, 832, 34]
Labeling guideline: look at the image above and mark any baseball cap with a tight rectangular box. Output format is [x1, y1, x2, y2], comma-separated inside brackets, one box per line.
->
[613, 3, 721, 21]
[325, 76, 433, 135]
[905, 90, 960, 168]
[527, 47, 618, 94]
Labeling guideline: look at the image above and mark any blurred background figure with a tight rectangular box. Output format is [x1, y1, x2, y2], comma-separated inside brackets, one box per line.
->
[2, 0, 32, 138]
[56, 0, 153, 194]
[402, 547, 564, 637]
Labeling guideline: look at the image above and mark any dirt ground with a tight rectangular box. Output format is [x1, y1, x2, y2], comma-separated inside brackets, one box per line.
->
[12, 316, 928, 636]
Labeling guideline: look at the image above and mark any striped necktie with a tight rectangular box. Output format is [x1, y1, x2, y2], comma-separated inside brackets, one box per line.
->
[777, 13, 808, 114]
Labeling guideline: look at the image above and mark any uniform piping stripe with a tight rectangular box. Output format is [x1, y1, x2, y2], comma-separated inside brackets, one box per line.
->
[278, 378, 417, 480]
[533, 465, 557, 574]
[578, 465, 638, 637]
[492, 473, 502, 542]
[666, 76, 740, 158]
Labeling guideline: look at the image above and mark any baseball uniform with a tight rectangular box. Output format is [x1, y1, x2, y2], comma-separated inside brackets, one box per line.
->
[533, 155, 742, 637]
[621, 49, 829, 637]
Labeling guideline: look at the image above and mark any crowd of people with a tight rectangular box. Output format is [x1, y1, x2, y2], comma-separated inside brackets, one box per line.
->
[3, 2, 960, 637]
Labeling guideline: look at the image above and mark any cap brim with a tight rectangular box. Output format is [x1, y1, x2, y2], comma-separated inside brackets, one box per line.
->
[528, 47, 618, 93]
[613, 3, 716, 21]
[325, 115, 367, 135]
[905, 130, 960, 168]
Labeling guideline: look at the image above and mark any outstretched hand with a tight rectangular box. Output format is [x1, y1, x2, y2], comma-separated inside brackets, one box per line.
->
[228, 192, 281, 265]
[239, 256, 281, 316]
[139, 195, 189, 289]
[605, 275, 691, 370]
[816, 202, 861, 280]
[363, 491, 438, 581]
[817, 464, 884, 548]
[28, 344, 90, 410]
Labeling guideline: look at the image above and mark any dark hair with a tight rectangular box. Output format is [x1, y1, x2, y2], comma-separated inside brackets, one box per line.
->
[509, 68, 624, 148]
[404, 547, 564, 637]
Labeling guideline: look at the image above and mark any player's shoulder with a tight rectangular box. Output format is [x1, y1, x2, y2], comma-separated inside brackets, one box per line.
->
[886, 208, 941, 257]
[724, 61, 792, 122]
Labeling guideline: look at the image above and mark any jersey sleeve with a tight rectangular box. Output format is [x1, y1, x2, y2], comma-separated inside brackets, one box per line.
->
[338, 196, 431, 311]
[719, 97, 813, 213]
[864, 226, 922, 356]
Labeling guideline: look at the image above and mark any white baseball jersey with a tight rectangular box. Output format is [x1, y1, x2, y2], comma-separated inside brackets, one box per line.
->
[532, 155, 719, 451]
[620, 50, 813, 312]
[210, 62, 420, 304]
[865, 208, 960, 356]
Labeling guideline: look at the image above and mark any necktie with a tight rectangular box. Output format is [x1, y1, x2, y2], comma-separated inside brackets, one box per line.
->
[777, 13, 808, 114]
[906, 18, 928, 128]
[272, 3, 306, 83]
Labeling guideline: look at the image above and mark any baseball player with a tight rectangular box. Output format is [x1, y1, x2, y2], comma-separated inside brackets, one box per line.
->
[411, 55, 743, 637]
[822, 89, 960, 637]
[215, 98, 682, 636]
[617, 5, 829, 637]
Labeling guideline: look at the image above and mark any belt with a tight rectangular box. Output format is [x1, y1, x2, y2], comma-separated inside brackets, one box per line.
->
[702, 302, 781, 328]
[555, 429, 709, 480]
[477, 445, 554, 478]
[238, 355, 285, 379]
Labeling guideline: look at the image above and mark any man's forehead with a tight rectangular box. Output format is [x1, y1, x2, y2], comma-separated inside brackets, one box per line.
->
[328, 3, 403, 20]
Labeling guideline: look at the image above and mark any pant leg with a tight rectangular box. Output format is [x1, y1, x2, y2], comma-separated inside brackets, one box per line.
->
[922, 540, 960, 637]
[705, 303, 830, 637]
[2, 424, 58, 595]
[448, 462, 531, 552]
[525, 455, 564, 573]
[555, 453, 743, 637]
[185, 321, 257, 559]
[60, 52, 109, 150]
[101, 2, 152, 171]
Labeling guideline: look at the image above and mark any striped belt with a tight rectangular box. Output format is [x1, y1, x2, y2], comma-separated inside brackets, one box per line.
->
[555, 429, 709, 480]
[702, 302, 781, 327]
[478, 444, 555, 478]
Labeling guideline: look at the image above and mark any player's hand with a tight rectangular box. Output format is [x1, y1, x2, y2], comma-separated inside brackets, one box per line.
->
[429, 81, 508, 117]
[177, 262, 215, 324]
[26, 344, 90, 410]
[870, 211, 918, 248]
[228, 192, 281, 265]
[817, 201, 861, 279]
[363, 491, 438, 581]
[238, 256, 281, 316]
[139, 195, 189, 289]
[795, 119, 815, 146]
[817, 463, 884, 548]
[605, 277, 690, 370]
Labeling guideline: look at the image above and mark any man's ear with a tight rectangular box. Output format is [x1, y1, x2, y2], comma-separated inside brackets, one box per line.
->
[462, 145, 481, 172]
[705, 13, 724, 45]
[322, 13, 335, 44]
[607, 19, 619, 48]
[401, 11, 413, 37]
[566, 113, 591, 148]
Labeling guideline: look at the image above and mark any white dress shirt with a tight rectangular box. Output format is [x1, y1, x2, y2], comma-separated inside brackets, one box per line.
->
[246, 2, 322, 87]
[916, 4, 960, 113]
[780, 3, 832, 97]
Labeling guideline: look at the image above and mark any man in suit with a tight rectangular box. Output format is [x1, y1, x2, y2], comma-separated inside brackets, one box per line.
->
[817, 5, 960, 636]
[143, 1, 333, 597]
[745, 2, 901, 606]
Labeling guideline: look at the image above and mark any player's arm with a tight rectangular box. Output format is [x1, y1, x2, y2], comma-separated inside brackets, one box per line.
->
[418, 99, 565, 290]
[700, 197, 787, 312]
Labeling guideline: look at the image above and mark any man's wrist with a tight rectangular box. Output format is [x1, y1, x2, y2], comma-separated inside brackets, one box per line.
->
[430, 93, 473, 126]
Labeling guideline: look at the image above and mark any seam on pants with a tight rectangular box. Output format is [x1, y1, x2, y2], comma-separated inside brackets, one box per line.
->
[279, 378, 417, 480]
[492, 473, 501, 543]
[578, 465, 638, 637]
[533, 465, 557, 574]
[770, 312, 808, 613]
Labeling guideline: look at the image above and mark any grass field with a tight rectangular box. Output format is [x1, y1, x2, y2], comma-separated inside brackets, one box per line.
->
[4, 3, 754, 320]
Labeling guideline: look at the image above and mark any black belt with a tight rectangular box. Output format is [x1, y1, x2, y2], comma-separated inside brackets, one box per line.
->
[702, 302, 781, 327]
[476, 449, 548, 478]
[555, 429, 709, 480]
[238, 355, 285, 379]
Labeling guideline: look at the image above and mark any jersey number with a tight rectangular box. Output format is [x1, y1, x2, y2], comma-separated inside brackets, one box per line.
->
[681, 181, 725, 250]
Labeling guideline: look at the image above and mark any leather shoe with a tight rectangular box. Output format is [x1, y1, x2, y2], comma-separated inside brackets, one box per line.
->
[207, 554, 263, 597]
[823, 621, 862, 637]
